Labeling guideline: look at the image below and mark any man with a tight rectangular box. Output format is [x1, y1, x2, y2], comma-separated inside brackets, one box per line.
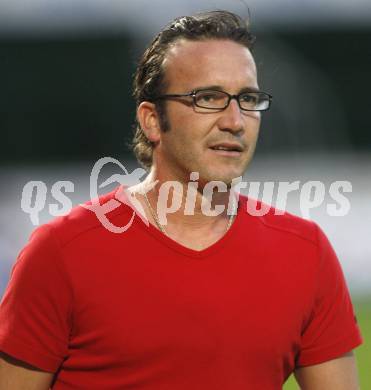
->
[0, 10, 362, 389]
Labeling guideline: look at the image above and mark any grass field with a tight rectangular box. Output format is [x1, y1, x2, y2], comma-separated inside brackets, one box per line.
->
[284, 301, 371, 389]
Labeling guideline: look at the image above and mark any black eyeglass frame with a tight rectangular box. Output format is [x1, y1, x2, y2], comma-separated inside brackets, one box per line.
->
[151, 89, 273, 112]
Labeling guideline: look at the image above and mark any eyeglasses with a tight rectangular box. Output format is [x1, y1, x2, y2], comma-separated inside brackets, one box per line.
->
[153, 89, 272, 112]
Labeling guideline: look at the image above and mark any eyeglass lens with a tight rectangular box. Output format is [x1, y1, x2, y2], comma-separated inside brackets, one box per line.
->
[194, 90, 269, 111]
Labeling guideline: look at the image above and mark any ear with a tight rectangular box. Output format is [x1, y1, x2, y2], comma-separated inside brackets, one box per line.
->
[136, 101, 161, 143]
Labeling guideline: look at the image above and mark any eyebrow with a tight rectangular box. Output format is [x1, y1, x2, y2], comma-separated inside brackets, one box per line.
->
[192, 85, 261, 93]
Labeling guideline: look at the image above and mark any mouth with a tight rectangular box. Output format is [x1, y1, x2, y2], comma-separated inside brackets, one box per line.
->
[209, 143, 244, 157]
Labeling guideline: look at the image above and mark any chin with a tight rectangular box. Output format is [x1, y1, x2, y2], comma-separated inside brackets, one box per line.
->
[198, 169, 243, 188]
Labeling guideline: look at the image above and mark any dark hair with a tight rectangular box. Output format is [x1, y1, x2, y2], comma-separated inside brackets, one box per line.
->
[132, 10, 256, 169]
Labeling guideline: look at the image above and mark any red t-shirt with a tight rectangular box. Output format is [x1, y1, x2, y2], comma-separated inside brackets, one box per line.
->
[0, 188, 362, 389]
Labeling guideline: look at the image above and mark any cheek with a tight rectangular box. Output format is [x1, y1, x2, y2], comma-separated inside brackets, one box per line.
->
[246, 115, 261, 139]
[168, 101, 214, 128]
[167, 112, 213, 146]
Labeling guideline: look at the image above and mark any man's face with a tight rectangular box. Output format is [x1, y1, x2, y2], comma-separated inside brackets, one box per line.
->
[153, 39, 261, 186]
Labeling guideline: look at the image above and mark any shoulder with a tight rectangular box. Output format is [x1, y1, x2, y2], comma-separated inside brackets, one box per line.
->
[33, 186, 133, 251]
[13, 186, 134, 278]
[238, 194, 319, 247]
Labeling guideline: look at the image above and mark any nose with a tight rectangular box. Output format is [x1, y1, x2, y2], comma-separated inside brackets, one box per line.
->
[216, 98, 244, 134]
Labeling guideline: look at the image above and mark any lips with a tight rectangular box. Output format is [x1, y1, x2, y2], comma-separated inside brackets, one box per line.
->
[209, 142, 244, 152]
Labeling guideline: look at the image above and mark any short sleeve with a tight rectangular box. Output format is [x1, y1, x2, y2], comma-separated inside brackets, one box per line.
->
[0, 224, 73, 372]
[296, 224, 363, 366]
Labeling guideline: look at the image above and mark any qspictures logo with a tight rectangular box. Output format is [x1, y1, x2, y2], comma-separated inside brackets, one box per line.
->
[20, 157, 352, 233]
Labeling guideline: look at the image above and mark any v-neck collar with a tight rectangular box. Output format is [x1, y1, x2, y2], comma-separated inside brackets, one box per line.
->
[134, 197, 243, 259]
[110, 185, 245, 258]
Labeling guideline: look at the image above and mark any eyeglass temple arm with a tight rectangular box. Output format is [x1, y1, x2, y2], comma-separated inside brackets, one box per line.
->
[154, 92, 194, 99]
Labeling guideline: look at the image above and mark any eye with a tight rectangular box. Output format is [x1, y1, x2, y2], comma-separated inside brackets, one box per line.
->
[200, 94, 214, 102]
[240, 93, 258, 104]
[195, 90, 226, 105]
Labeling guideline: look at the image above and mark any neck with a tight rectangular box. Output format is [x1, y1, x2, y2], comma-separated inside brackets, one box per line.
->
[129, 167, 238, 233]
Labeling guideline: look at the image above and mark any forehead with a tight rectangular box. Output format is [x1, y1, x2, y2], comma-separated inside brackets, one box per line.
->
[162, 39, 258, 92]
